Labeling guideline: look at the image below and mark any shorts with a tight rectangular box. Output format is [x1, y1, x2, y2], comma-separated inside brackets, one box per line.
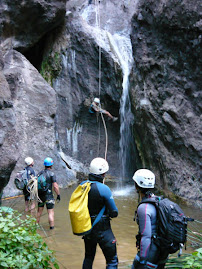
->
[23, 189, 31, 202]
[38, 195, 55, 209]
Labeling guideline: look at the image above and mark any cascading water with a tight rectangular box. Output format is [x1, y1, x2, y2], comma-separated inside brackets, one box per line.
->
[107, 33, 134, 180]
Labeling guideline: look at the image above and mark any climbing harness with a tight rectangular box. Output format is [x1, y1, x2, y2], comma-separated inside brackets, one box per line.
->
[26, 175, 42, 203]
[95, 0, 108, 160]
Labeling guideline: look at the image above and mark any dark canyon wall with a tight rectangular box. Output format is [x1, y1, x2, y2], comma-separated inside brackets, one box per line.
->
[130, 0, 201, 206]
[0, 0, 201, 207]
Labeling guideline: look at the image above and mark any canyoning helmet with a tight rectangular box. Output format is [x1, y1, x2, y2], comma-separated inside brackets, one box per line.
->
[89, 157, 109, 175]
[133, 169, 155, 188]
[94, 97, 100, 104]
[25, 157, 34, 166]
[44, 157, 54, 167]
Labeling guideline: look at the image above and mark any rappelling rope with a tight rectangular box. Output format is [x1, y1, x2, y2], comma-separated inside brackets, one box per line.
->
[101, 112, 108, 160]
[26, 175, 42, 203]
[95, 0, 108, 160]
[96, 0, 102, 98]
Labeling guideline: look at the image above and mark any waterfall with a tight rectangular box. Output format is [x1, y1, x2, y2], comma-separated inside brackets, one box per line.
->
[81, 4, 136, 179]
[107, 33, 134, 180]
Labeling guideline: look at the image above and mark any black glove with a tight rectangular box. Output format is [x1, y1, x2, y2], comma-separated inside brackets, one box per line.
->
[56, 194, 61, 203]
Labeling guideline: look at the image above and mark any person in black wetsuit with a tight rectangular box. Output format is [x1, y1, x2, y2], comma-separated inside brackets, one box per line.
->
[23, 157, 36, 214]
[82, 157, 119, 269]
[36, 157, 60, 230]
[131, 169, 168, 269]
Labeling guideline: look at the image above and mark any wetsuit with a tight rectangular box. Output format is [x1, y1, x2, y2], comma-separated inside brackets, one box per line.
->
[37, 169, 57, 209]
[82, 173, 118, 269]
[132, 195, 168, 269]
[23, 166, 35, 201]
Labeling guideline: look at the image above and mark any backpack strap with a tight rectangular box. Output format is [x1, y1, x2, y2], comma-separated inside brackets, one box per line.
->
[138, 196, 160, 207]
[92, 206, 106, 227]
[24, 167, 29, 184]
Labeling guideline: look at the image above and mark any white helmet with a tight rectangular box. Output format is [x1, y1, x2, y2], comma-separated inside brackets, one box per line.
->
[89, 157, 109, 175]
[133, 169, 155, 188]
[25, 157, 34, 166]
[94, 97, 100, 104]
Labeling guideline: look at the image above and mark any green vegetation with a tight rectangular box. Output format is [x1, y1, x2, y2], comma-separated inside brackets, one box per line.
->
[165, 248, 202, 269]
[40, 52, 62, 86]
[0, 207, 59, 269]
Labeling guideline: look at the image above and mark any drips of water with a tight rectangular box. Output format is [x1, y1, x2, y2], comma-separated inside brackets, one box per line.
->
[2, 182, 201, 269]
[66, 122, 83, 158]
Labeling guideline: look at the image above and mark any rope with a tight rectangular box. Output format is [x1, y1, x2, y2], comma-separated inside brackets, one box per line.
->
[26, 175, 42, 202]
[95, 0, 101, 98]
[97, 114, 101, 157]
[195, 220, 202, 224]
[2, 194, 24, 200]
[101, 112, 108, 160]
[95, 0, 108, 160]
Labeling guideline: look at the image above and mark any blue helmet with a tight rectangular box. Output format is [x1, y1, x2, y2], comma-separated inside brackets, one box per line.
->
[44, 157, 53, 167]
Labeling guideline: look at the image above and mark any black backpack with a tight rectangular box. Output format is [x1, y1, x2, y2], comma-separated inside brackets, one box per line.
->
[137, 196, 194, 255]
[37, 171, 48, 193]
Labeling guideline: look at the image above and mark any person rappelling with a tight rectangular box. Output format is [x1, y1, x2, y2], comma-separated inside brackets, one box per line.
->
[89, 97, 118, 122]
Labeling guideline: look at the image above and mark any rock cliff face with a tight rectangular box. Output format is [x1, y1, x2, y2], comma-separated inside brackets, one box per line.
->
[0, 0, 66, 51]
[130, 0, 201, 206]
[0, 0, 201, 207]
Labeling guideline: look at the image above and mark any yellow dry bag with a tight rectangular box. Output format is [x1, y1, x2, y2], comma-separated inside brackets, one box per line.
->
[68, 181, 105, 236]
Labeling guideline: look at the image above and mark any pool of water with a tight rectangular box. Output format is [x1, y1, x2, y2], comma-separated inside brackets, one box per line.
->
[2, 181, 202, 268]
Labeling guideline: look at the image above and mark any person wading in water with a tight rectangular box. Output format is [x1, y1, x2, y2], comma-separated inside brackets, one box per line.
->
[23, 157, 36, 214]
[82, 157, 119, 269]
[131, 169, 168, 269]
[36, 157, 60, 230]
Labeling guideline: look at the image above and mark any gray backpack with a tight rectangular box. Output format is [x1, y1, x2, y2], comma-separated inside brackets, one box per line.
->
[14, 169, 28, 190]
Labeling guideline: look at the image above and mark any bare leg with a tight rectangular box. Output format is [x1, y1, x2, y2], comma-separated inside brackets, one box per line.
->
[30, 201, 36, 217]
[47, 208, 55, 228]
[37, 207, 44, 224]
[25, 201, 29, 212]
[106, 111, 114, 119]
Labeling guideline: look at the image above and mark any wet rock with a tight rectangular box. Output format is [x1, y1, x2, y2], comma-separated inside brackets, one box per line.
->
[130, 0, 201, 207]
[0, 0, 66, 51]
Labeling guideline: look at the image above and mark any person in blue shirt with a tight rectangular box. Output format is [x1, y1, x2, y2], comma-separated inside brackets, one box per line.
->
[82, 157, 119, 269]
[131, 169, 168, 269]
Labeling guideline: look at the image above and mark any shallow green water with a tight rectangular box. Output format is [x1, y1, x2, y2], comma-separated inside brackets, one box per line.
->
[2, 182, 201, 268]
